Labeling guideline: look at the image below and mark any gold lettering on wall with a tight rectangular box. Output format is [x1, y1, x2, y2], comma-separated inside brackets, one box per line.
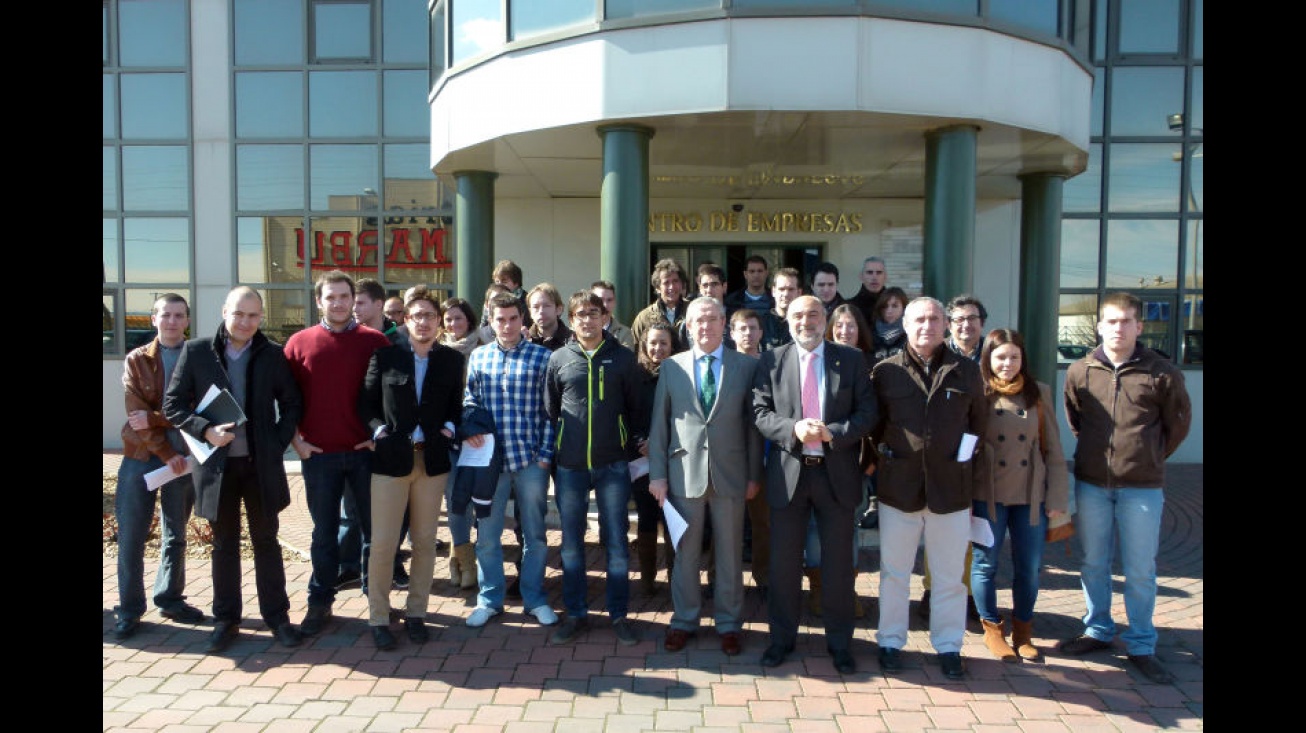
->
[649, 210, 862, 234]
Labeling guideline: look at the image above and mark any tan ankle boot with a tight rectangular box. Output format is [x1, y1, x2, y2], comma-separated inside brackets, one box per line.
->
[448, 547, 462, 586]
[1011, 618, 1040, 661]
[982, 618, 1018, 662]
[805, 568, 823, 616]
[453, 543, 478, 589]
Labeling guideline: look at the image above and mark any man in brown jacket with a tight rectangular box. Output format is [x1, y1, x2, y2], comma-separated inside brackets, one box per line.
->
[113, 293, 204, 640]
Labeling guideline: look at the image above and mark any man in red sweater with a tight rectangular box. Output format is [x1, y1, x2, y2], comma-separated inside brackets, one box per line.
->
[284, 270, 391, 636]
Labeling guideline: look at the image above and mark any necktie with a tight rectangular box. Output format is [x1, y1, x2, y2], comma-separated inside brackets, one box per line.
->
[699, 354, 716, 414]
[801, 351, 822, 452]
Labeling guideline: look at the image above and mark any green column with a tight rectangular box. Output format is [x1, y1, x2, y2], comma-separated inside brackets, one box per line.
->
[453, 170, 497, 303]
[597, 124, 654, 327]
[1018, 172, 1065, 387]
[922, 125, 979, 300]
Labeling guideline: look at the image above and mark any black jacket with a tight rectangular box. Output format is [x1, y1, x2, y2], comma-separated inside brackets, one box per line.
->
[451, 405, 502, 517]
[357, 342, 464, 478]
[544, 332, 644, 470]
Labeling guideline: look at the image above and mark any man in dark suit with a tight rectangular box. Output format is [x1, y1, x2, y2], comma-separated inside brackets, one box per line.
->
[752, 295, 877, 674]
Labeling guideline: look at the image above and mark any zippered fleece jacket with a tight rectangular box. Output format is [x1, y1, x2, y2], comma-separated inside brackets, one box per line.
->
[544, 332, 645, 471]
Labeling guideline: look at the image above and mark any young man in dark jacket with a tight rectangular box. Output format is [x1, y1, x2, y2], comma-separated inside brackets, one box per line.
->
[544, 291, 645, 646]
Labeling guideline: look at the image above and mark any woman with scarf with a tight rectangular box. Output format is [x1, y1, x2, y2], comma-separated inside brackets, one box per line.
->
[440, 297, 484, 589]
[867, 287, 909, 370]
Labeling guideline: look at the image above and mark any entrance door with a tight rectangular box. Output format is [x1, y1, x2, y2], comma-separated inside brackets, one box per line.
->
[649, 243, 822, 303]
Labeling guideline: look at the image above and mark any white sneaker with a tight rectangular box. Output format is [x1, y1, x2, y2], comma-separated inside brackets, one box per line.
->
[528, 605, 559, 626]
[466, 606, 501, 628]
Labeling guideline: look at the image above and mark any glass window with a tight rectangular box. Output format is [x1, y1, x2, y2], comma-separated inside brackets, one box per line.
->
[104, 3, 111, 66]
[733, 0, 856, 7]
[122, 146, 190, 211]
[104, 219, 120, 283]
[382, 219, 454, 285]
[307, 214, 376, 283]
[383, 0, 429, 63]
[383, 70, 429, 137]
[1184, 220, 1203, 290]
[120, 73, 188, 139]
[1090, 67, 1104, 137]
[237, 145, 306, 211]
[1057, 293, 1099, 353]
[313, 0, 373, 61]
[430, 1, 447, 82]
[118, 0, 186, 67]
[310, 144, 379, 211]
[988, 0, 1059, 37]
[236, 72, 305, 138]
[262, 289, 312, 345]
[104, 75, 116, 138]
[1191, 0, 1202, 59]
[1190, 66, 1202, 134]
[1062, 144, 1101, 213]
[124, 217, 190, 282]
[451, 0, 504, 66]
[1118, 0, 1180, 55]
[239, 216, 308, 284]
[384, 144, 443, 209]
[310, 71, 379, 137]
[1059, 219, 1099, 288]
[1106, 143, 1181, 213]
[1188, 143, 1202, 212]
[1108, 67, 1183, 137]
[1093, 0, 1106, 61]
[104, 291, 118, 354]
[1180, 294, 1202, 364]
[511, 0, 593, 41]
[1105, 220, 1178, 289]
[234, 0, 304, 65]
[104, 147, 118, 211]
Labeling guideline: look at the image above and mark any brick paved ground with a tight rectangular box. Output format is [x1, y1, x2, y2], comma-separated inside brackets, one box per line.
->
[103, 454, 1202, 732]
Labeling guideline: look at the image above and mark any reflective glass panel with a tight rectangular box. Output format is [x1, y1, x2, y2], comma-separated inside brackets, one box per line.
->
[104, 75, 116, 138]
[1062, 143, 1101, 213]
[234, 0, 303, 65]
[314, 0, 372, 60]
[308, 214, 377, 283]
[1093, 0, 1106, 61]
[384, 144, 443, 209]
[310, 145, 379, 211]
[124, 217, 190, 282]
[430, 1, 446, 81]
[1059, 219, 1099, 288]
[511, 0, 593, 40]
[381, 220, 454, 285]
[119, 0, 186, 67]
[1188, 143, 1203, 212]
[383, 70, 429, 137]
[1180, 294, 1202, 364]
[1136, 295, 1175, 357]
[239, 216, 309, 284]
[310, 71, 378, 137]
[384, 0, 429, 63]
[1106, 143, 1181, 213]
[1090, 67, 1104, 137]
[1108, 67, 1183, 137]
[839, 0, 975, 15]
[1192, 0, 1202, 59]
[1185, 220, 1203, 290]
[1105, 220, 1178, 289]
[734, 0, 856, 6]
[104, 219, 120, 283]
[104, 4, 110, 65]
[104, 291, 118, 353]
[104, 147, 118, 211]
[1058, 293, 1099, 354]
[122, 146, 190, 211]
[1190, 66, 1202, 134]
[988, 0, 1058, 37]
[262, 289, 312, 345]
[120, 73, 188, 139]
[1118, 0, 1180, 55]
[237, 145, 305, 211]
[236, 72, 304, 138]
[451, 0, 504, 65]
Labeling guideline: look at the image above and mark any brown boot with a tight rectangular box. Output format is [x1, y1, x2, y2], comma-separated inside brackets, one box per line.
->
[453, 543, 478, 590]
[448, 543, 462, 586]
[982, 618, 1018, 662]
[1011, 618, 1041, 661]
[805, 568, 823, 616]
[637, 531, 659, 595]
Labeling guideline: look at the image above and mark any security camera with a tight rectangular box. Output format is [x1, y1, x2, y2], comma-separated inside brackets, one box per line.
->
[731, 203, 744, 213]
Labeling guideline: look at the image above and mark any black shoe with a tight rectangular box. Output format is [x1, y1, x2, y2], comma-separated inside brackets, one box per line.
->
[300, 604, 333, 636]
[550, 616, 589, 645]
[114, 615, 141, 641]
[830, 648, 857, 674]
[159, 602, 206, 624]
[206, 621, 239, 654]
[392, 564, 410, 590]
[371, 626, 397, 651]
[506, 575, 522, 598]
[760, 643, 794, 668]
[1127, 654, 1174, 684]
[858, 509, 879, 530]
[404, 617, 429, 644]
[273, 622, 303, 647]
[917, 589, 931, 619]
[335, 570, 362, 591]
[937, 652, 966, 680]
[1058, 634, 1113, 655]
[878, 646, 903, 674]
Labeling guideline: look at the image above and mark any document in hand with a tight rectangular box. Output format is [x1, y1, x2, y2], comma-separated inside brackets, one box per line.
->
[197, 384, 247, 426]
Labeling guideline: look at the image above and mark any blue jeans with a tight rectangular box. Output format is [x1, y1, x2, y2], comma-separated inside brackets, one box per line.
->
[115, 455, 195, 618]
[970, 501, 1047, 623]
[555, 462, 631, 619]
[474, 462, 550, 612]
[302, 450, 373, 606]
[1075, 480, 1165, 655]
[445, 462, 474, 545]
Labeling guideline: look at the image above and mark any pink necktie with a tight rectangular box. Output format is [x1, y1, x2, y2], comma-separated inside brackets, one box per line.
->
[802, 351, 822, 452]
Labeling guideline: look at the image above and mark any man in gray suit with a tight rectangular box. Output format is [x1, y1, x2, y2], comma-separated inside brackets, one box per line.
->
[752, 295, 877, 674]
[648, 297, 763, 657]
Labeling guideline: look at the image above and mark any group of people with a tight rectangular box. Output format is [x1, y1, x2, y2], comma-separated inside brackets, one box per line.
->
[112, 254, 1191, 684]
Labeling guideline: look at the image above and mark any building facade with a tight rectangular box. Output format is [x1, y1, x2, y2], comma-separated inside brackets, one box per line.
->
[102, 0, 1202, 462]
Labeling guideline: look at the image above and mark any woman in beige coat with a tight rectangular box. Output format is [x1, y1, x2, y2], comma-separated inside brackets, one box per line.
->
[971, 329, 1070, 662]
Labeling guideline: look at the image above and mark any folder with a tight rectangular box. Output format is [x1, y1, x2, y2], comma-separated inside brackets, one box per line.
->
[197, 384, 247, 426]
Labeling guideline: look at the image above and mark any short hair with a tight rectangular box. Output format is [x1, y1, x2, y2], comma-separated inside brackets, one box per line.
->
[696, 262, 726, 285]
[567, 290, 607, 317]
[153, 292, 189, 317]
[650, 258, 687, 289]
[487, 291, 524, 317]
[687, 296, 724, 322]
[979, 328, 1040, 406]
[404, 285, 443, 316]
[730, 308, 762, 329]
[225, 285, 262, 309]
[483, 282, 510, 302]
[441, 297, 477, 326]
[873, 287, 910, 321]
[812, 261, 840, 283]
[314, 269, 355, 299]
[1101, 291, 1144, 321]
[591, 279, 616, 293]
[526, 282, 563, 308]
[862, 255, 886, 269]
[903, 295, 945, 320]
[355, 277, 386, 303]
[492, 259, 522, 287]
[744, 254, 769, 270]
[945, 293, 988, 323]
[825, 303, 874, 353]
[772, 267, 802, 288]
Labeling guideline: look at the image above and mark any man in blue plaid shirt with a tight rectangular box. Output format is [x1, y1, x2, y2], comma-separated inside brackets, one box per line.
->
[460, 292, 560, 628]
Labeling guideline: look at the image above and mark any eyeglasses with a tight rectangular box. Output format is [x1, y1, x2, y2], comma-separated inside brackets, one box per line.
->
[571, 310, 603, 321]
[949, 315, 980, 325]
[408, 312, 439, 322]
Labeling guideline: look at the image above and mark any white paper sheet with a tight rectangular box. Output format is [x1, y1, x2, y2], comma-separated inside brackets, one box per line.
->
[457, 434, 495, 467]
[970, 515, 995, 546]
[144, 456, 198, 491]
[181, 430, 218, 465]
[956, 432, 978, 462]
[662, 500, 688, 550]
[628, 456, 649, 481]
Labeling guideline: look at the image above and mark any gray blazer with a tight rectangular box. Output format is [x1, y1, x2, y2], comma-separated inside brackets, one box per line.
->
[647, 347, 763, 498]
